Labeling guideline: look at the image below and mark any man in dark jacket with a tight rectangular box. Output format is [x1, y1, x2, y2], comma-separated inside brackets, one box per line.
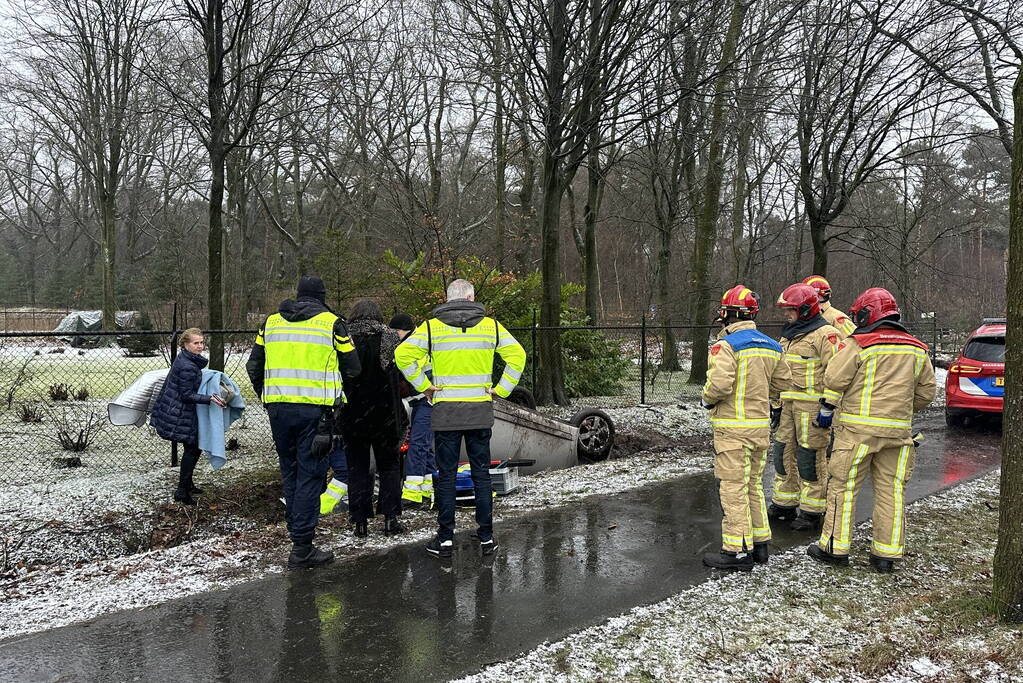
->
[247, 276, 361, 569]
[394, 279, 526, 558]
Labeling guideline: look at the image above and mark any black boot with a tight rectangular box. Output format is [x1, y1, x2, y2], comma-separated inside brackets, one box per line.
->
[353, 521, 368, 538]
[287, 543, 334, 570]
[767, 504, 798, 522]
[790, 511, 823, 532]
[383, 516, 404, 536]
[702, 551, 754, 572]
[807, 543, 849, 567]
[869, 554, 896, 573]
[173, 488, 196, 506]
[190, 484, 205, 495]
[752, 542, 769, 565]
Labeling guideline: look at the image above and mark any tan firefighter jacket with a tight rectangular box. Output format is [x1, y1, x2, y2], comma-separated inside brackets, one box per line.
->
[823, 326, 936, 438]
[702, 321, 790, 437]
[821, 301, 856, 338]
[780, 322, 841, 411]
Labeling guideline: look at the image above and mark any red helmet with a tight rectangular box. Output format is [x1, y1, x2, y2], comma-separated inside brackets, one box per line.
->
[775, 283, 821, 320]
[850, 287, 900, 327]
[719, 285, 760, 319]
[802, 275, 832, 301]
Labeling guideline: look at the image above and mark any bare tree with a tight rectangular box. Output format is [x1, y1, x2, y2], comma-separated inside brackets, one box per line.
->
[790, 0, 934, 276]
[994, 63, 1023, 623]
[157, 0, 360, 368]
[4, 0, 160, 329]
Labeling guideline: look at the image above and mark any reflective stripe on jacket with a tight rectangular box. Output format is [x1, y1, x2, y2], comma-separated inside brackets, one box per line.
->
[702, 321, 790, 431]
[394, 316, 526, 403]
[256, 311, 356, 405]
[779, 324, 841, 408]
[821, 302, 856, 339]
[824, 328, 936, 437]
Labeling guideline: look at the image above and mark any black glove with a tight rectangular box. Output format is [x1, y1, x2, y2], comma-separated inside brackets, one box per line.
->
[770, 405, 782, 431]
[912, 432, 924, 448]
[701, 400, 716, 410]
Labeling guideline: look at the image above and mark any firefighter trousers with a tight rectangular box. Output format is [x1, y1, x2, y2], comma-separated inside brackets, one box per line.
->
[771, 401, 830, 514]
[817, 428, 916, 558]
[714, 444, 771, 552]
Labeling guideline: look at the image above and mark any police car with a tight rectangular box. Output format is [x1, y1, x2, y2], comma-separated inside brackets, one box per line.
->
[945, 317, 1005, 427]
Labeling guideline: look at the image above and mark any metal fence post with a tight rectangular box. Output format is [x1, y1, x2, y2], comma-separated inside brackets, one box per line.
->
[170, 303, 179, 468]
[640, 315, 647, 405]
[531, 307, 537, 390]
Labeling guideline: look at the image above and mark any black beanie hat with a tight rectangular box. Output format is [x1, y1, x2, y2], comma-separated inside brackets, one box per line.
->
[389, 312, 415, 331]
[297, 275, 326, 302]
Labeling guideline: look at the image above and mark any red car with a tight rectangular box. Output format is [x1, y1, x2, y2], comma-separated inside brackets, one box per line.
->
[945, 317, 1005, 427]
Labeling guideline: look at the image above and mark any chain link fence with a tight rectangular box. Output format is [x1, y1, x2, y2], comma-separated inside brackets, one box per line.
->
[0, 317, 948, 485]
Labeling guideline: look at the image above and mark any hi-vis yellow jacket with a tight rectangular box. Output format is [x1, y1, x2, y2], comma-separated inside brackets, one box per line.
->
[247, 299, 361, 406]
[780, 322, 841, 409]
[702, 321, 790, 440]
[824, 326, 936, 437]
[394, 300, 526, 431]
[821, 301, 856, 338]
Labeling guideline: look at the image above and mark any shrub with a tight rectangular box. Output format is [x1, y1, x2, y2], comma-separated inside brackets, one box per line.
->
[119, 311, 161, 357]
[18, 402, 44, 423]
[380, 253, 629, 400]
[73, 386, 90, 401]
[48, 383, 71, 401]
[46, 406, 105, 452]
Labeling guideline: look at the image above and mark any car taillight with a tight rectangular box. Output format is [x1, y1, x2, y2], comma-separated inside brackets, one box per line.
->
[949, 364, 983, 375]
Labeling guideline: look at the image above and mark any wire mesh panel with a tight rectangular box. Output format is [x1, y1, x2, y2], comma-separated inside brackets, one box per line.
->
[0, 317, 963, 485]
[0, 330, 274, 485]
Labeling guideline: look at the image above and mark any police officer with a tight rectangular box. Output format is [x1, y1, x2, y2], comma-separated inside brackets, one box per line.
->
[247, 275, 361, 569]
[394, 279, 526, 558]
[702, 285, 790, 571]
[768, 283, 841, 532]
[803, 275, 856, 338]
[808, 287, 936, 572]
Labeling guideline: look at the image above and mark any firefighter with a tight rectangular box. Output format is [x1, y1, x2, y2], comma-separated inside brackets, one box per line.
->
[702, 285, 790, 571]
[803, 275, 856, 338]
[767, 283, 841, 532]
[808, 287, 936, 573]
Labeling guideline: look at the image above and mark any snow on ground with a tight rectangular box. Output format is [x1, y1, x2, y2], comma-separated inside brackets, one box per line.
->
[459, 472, 1016, 683]
[934, 366, 948, 407]
[0, 403, 713, 641]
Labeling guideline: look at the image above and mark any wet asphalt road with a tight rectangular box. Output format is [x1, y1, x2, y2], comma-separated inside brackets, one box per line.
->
[0, 410, 1001, 683]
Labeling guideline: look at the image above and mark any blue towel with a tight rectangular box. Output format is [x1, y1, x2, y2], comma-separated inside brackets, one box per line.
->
[197, 370, 246, 470]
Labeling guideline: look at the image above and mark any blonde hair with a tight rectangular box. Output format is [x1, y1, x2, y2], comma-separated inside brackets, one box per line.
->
[179, 327, 204, 348]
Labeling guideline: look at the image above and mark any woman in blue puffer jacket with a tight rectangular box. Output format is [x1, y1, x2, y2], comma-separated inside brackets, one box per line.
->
[151, 328, 225, 504]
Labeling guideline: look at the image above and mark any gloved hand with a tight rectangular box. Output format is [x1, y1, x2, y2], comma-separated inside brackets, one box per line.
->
[813, 405, 834, 429]
[701, 400, 716, 410]
[770, 405, 782, 431]
[912, 432, 924, 448]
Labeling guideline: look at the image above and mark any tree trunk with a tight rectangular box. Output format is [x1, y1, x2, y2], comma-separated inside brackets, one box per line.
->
[100, 195, 117, 333]
[687, 0, 747, 385]
[656, 213, 680, 371]
[493, 0, 508, 268]
[583, 149, 600, 324]
[993, 65, 1023, 622]
[205, 1, 226, 372]
[535, 0, 569, 407]
[810, 214, 828, 276]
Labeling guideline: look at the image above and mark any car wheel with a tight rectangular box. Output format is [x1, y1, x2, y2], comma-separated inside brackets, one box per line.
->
[570, 408, 615, 462]
[945, 409, 966, 429]
[507, 386, 537, 410]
